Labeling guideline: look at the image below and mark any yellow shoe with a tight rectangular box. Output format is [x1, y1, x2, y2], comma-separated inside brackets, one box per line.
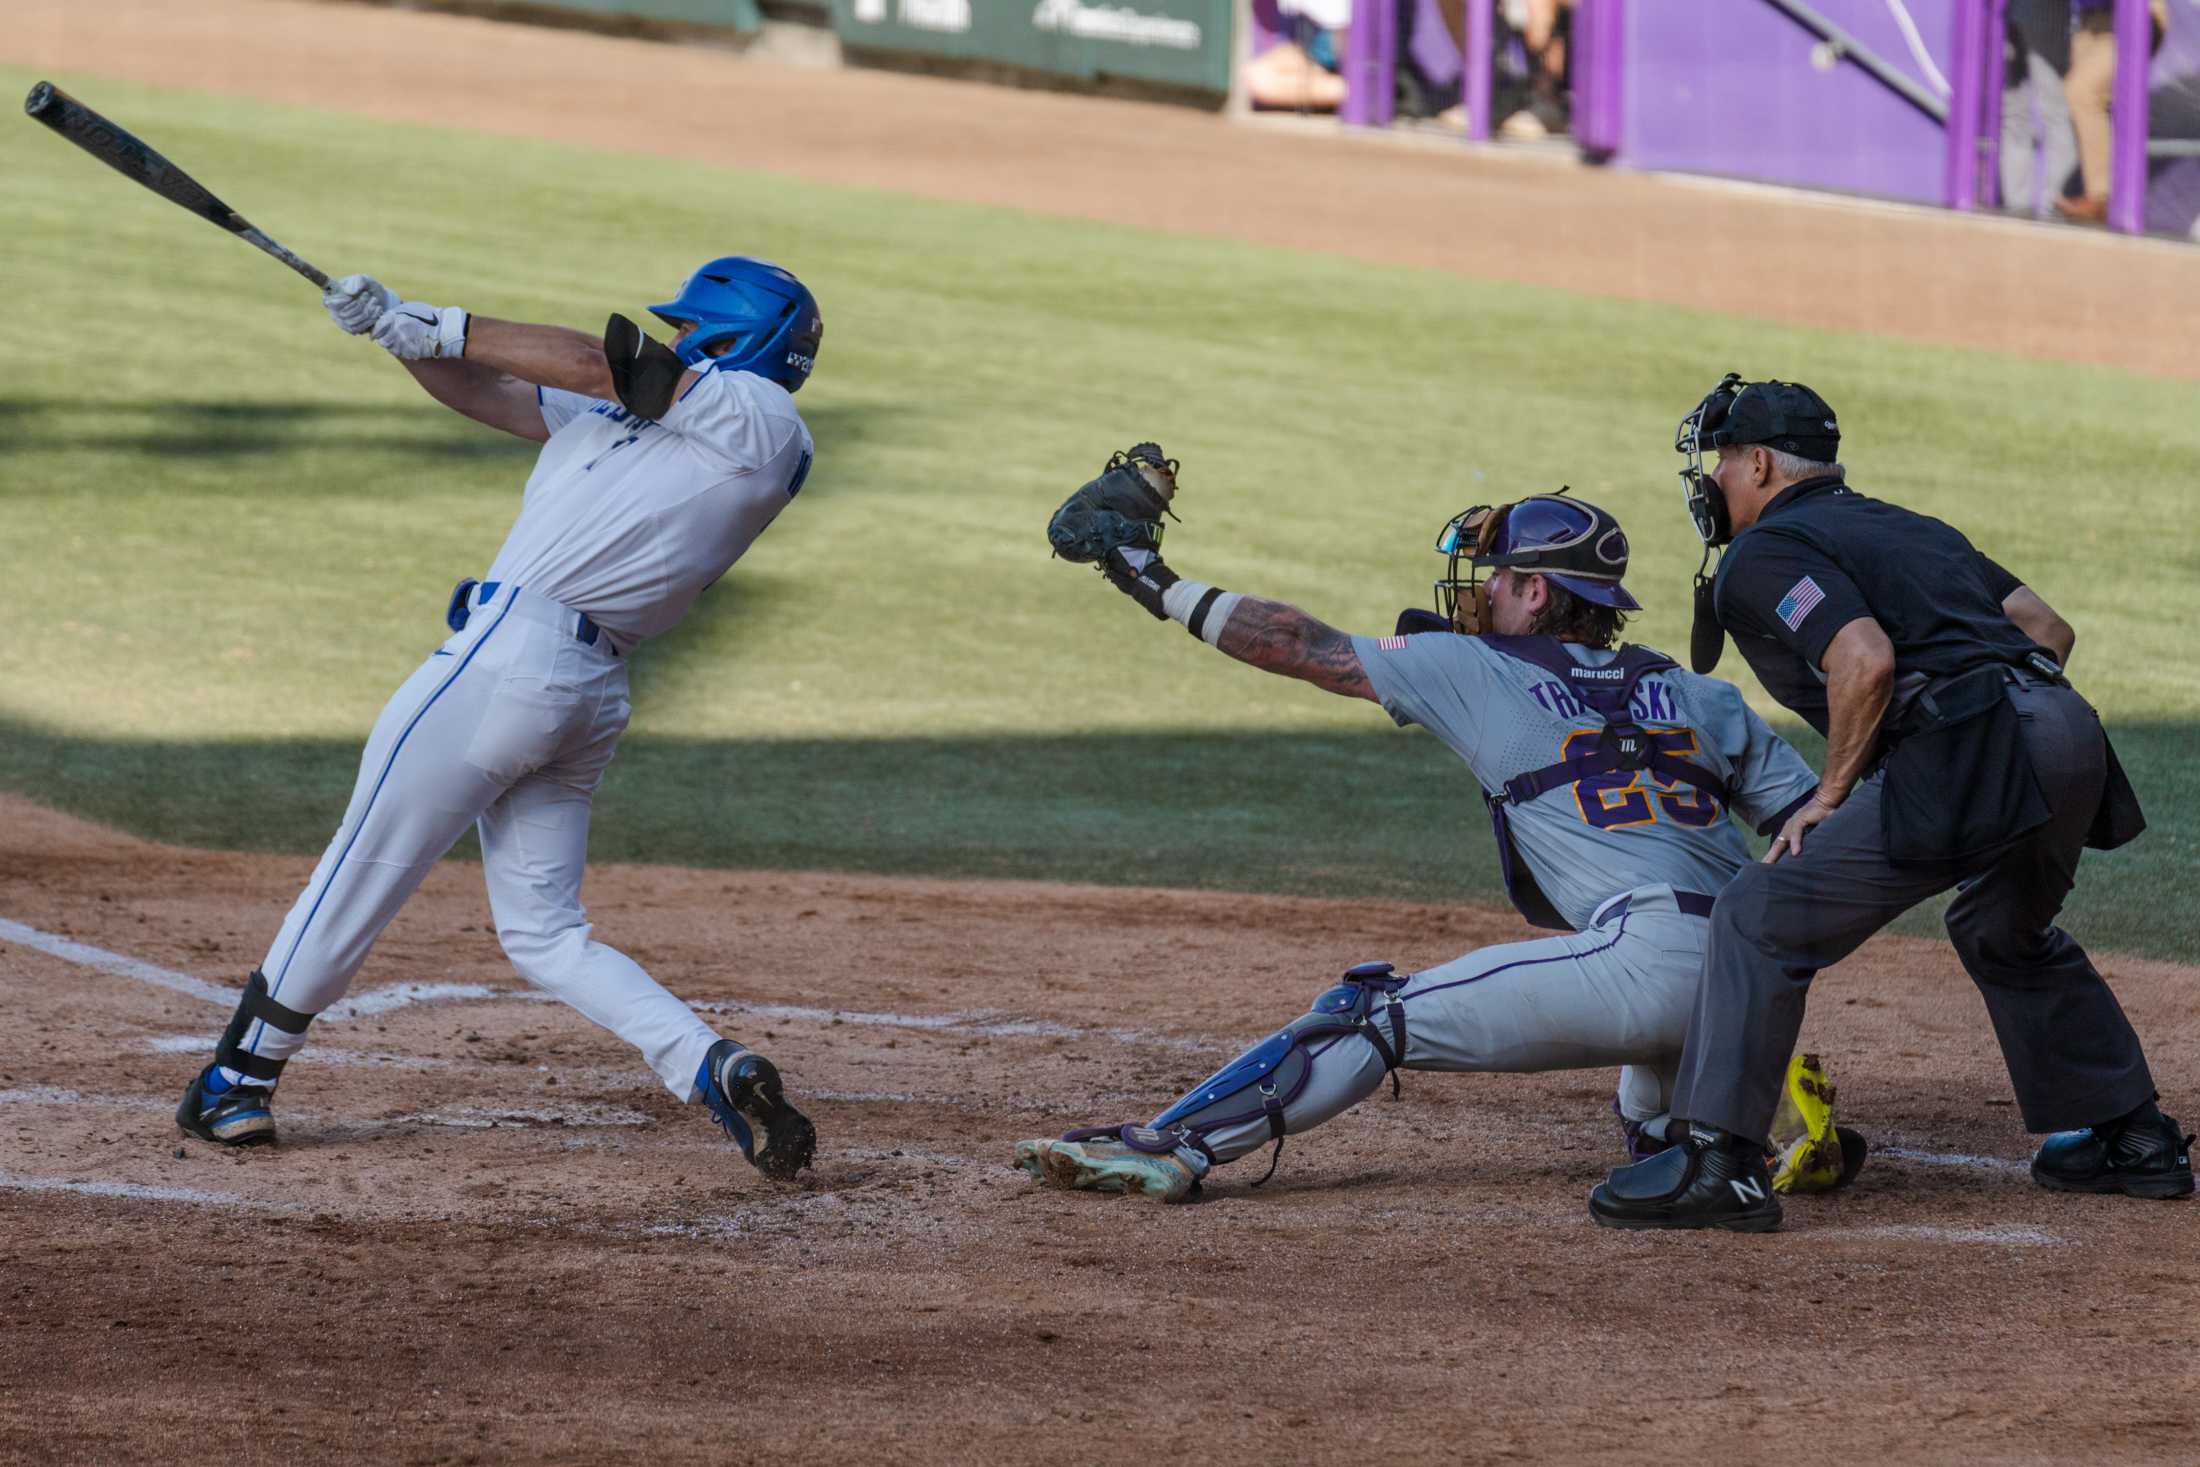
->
[1768, 1052, 1868, 1194]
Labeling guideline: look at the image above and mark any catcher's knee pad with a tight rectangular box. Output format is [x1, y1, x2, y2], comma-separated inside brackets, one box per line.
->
[214, 969, 313, 1086]
[1071, 962, 1409, 1184]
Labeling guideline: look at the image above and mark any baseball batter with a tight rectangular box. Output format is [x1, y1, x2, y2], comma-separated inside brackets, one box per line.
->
[1018, 477, 1856, 1219]
[173, 257, 823, 1180]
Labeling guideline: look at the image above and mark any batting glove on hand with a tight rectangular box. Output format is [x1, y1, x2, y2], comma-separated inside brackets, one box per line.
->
[1102, 546, 1180, 620]
[323, 274, 397, 335]
[372, 301, 470, 361]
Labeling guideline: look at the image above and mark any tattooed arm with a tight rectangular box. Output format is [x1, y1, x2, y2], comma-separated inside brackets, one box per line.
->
[1097, 549, 1376, 701]
[1213, 596, 1377, 702]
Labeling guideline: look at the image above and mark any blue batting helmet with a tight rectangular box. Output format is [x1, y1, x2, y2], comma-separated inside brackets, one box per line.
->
[648, 256, 823, 393]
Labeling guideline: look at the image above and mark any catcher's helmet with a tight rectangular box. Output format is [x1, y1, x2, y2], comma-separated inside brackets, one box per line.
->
[1434, 491, 1639, 635]
[649, 256, 823, 393]
[1675, 374, 1839, 544]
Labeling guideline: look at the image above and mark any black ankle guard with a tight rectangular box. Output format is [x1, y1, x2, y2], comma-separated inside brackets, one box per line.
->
[213, 970, 311, 1085]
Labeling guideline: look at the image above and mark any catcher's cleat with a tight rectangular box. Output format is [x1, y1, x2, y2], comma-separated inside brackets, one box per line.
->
[700, 1041, 815, 1182]
[1589, 1131, 1783, 1233]
[176, 1065, 277, 1147]
[1613, 1098, 1684, 1162]
[1767, 1051, 1870, 1195]
[1014, 1137, 1198, 1204]
[2031, 1109, 2194, 1200]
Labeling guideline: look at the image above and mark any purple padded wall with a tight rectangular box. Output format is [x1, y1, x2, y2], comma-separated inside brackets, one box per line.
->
[1619, 0, 1959, 203]
[2143, 0, 2200, 236]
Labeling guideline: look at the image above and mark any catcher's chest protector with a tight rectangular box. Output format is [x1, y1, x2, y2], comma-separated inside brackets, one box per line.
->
[1476, 638, 1733, 931]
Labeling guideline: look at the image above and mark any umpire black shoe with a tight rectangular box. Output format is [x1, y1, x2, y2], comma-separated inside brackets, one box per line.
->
[1589, 1131, 1783, 1233]
[2032, 1109, 2194, 1200]
[699, 1040, 816, 1182]
[176, 1065, 277, 1147]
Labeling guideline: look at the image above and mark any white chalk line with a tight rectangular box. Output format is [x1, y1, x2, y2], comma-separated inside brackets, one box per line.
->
[1879, 1146, 2031, 1176]
[0, 917, 507, 1023]
[145, 1034, 453, 1069]
[0, 1085, 649, 1131]
[0, 1167, 289, 1211]
[700, 998, 1219, 1053]
[322, 982, 502, 1020]
[4, 914, 1223, 1054]
[1828, 1224, 2066, 1247]
[0, 917, 233, 1003]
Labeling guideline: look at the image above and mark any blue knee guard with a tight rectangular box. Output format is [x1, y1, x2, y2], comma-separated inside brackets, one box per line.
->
[1064, 961, 1409, 1186]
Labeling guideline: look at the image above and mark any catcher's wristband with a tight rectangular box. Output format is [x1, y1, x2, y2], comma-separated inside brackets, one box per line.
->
[1161, 579, 1242, 647]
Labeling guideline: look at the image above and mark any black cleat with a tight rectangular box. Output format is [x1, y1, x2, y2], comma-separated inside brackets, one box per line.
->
[700, 1040, 816, 1181]
[1590, 1134, 1783, 1233]
[176, 1065, 277, 1147]
[2032, 1111, 2193, 1199]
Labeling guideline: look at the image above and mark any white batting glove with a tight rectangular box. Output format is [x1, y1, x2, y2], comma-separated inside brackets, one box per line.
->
[372, 301, 470, 361]
[322, 274, 397, 335]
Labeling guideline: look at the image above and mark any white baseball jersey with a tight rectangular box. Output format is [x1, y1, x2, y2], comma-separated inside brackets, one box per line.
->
[488, 366, 816, 653]
[228, 362, 815, 1110]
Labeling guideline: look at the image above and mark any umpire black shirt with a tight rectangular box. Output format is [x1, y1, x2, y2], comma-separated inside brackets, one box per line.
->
[1712, 477, 2043, 736]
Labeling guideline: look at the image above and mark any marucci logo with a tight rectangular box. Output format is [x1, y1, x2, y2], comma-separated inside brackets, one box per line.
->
[1030, 0, 1202, 49]
[853, 0, 972, 32]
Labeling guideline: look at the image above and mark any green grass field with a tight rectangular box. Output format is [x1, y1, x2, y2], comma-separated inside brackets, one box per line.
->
[3, 71, 2192, 959]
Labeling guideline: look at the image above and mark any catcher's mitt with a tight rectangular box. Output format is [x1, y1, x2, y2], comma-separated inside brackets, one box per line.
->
[1047, 443, 1180, 564]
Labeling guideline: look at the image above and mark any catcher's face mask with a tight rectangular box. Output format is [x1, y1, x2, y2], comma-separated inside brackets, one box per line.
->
[1433, 502, 1511, 635]
[1675, 372, 1744, 547]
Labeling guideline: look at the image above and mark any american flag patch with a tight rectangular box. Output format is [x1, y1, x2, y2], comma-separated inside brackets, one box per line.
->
[1774, 576, 1826, 632]
[1377, 635, 1409, 651]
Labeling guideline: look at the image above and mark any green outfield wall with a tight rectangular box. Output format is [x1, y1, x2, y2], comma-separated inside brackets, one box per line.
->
[830, 0, 1233, 93]
[518, 0, 763, 30]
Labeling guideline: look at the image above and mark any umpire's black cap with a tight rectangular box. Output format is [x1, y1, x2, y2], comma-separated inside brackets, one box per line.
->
[1687, 378, 1841, 463]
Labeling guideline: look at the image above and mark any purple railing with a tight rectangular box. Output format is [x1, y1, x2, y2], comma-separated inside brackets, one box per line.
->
[1324, 0, 2165, 236]
[2110, 0, 2152, 232]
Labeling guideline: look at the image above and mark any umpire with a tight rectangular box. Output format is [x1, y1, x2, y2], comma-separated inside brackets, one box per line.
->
[1590, 374, 2189, 1231]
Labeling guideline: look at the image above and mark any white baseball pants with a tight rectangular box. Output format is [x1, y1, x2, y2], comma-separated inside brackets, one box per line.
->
[227, 583, 721, 1098]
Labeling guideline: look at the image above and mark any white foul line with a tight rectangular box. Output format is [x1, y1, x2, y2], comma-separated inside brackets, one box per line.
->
[0, 918, 502, 1022]
[3, 916, 1223, 1050]
[0, 917, 233, 1003]
[0, 1168, 285, 1210]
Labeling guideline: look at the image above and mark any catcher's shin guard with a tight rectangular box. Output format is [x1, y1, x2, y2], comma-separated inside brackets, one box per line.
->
[1064, 961, 1409, 1187]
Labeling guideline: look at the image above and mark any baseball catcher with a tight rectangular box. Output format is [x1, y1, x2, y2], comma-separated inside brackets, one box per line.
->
[1016, 450, 1865, 1227]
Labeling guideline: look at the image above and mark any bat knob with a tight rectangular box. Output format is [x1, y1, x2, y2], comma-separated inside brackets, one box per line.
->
[25, 81, 55, 117]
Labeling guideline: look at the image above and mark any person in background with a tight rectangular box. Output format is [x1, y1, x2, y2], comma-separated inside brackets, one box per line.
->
[2059, 0, 2168, 223]
[2002, 0, 2078, 217]
[1245, 0, 1351, 112]
[1500, 0, 1574, 139]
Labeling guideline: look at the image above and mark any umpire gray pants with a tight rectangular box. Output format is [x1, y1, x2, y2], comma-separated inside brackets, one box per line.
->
[1671, 679, 2156, 1145]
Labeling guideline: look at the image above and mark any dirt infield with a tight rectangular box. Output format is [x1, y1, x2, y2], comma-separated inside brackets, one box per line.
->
[10, 0, 2199, 380]
[2, 796, 2195, 1465]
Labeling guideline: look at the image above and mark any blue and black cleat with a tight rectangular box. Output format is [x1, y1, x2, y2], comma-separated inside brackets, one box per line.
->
[176, 1065, 277, 1147]
[699, 1040, 815, 1181]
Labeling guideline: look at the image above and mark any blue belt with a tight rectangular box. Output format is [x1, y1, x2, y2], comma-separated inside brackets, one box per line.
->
[1675, 890, 1717, 919]
[445, 578, 608, 649]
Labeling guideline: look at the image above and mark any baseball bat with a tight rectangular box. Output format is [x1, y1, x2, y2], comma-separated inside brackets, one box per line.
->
[23, 80, 329, 289]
